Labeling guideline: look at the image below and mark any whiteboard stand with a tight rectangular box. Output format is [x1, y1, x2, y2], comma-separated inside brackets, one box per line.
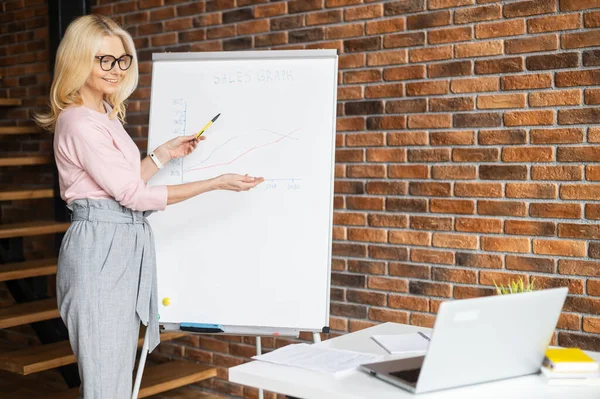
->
[255, 332, 322, 399]
[132, 327, 150, 399]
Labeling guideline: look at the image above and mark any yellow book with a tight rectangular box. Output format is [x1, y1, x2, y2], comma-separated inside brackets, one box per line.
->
[543, 348, 600, 373]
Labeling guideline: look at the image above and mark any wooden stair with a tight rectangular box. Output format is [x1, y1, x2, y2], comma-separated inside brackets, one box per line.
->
[0, 98, 23, 106]
[0, 126, 42, 135]
[0, 187, 54, 201]
[0, 298, 59, 329]
[45, 361, 218, 399]
[0, 155, 53, 166]
[0, 221, 70, 239]
[0, 258, 57, 282]
[0, 330, 187, 375]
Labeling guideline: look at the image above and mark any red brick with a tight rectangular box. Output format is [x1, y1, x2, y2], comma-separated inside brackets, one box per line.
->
[561, 0, 600, 11]
[456, 40, 503, 57]
[367, 214, 408, 228]
[254, 3, 287, 18]
[560, 259, 600, 277]
[504, 0, 557, 17]
[478, 93, 526, 109]
[389, 231, 431, 246]
[431, 198, 476, 214]
[428, 61, 472, 78]
[432, 233, 478, 249]
[384, 32, 426, 48]
[454, 286, 495, 299]
[346, 132, 385, 146]
[408, 148, 451, 162]
[453, 148, 499, 162]
[537, 277, 585, 295]
[503, 73, 554, 90]
[386, 198, 428, 213]
[558, 222, 600, 239]
[478, 129, 527, 145]
[451, 77, 499, 93]
[534, 239, 586, 257]
[556, 69, 600, 87]
[406, 81, 450, 96]
[428, 0, 474, 9]
[369, 308, 409, 324]
[366, 148, 406, 162]
[585, 11, 600, 28]
[411, 313, 436, 328]
[587, 204, 600, 220]
[409, 182, 452, 196]
[430, 98, 475, 112]
[367, 50, 407, 67]
[583, 316, 600, 334]
[454, 182, 503, 197]
[476, 19, 526, 39]
[409, 280, 453, 297]
[347, 289, 386, 306]
[428, 26, 473, 44]
[478, 200, 527, 217]
[384, 65, 426, 81]
[530, 128, 584, 144]
[456, 4, 502, 24]
[334, 212, 366, 225]
[506, 183, 557, 199]
[411, 249, 454, 266]
[306, 9, 342, 25]
[410, 216, 454, 231]
[588, 165, 600, 181]
[409, 45, 453, 62]
[369, 245, 409, 260]
[502, 146, 554, 162]
[531, 165, 583, 181]
[390, 262, 431, 279]
[367, 116, 407, 130]
[408, 114, 452, 128]
[505, 220, 556, 236]
[562, 30, 600, 49]
[347, 165, 386, 178]
[338, 86, 363, 100]
[388, 165, 429, 179]
[529, 13, 582, 33]
[368, 276, 409, 292]
[586, 88, 600, 105]
[456, 217, 503, 233]
[530, 203, 583, 219]
[344, 70, 382, 84]
[505, 34, 558, 54]
[344, 4, 383, 21]
[366, 17, 406, 35]
[327, 23, 364, 39]
[388, 132, 428, 146]
[407, 10, 452, 30]
[558, 108, 600, 125]
[346, 196, 384, 211]
[558, 146, 600, 162]
[431, 165, 476, 179]
[386, 99, 427, 114]
[506, 255, 555, 273]
[530, 90, 582, 107]
[365, 82, 404, 98]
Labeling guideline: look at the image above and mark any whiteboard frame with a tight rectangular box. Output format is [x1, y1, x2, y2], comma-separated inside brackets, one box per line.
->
[148, 49, 338, 334]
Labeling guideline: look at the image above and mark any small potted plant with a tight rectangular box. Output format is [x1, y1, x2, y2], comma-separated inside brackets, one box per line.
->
[494, 277, 536, 295]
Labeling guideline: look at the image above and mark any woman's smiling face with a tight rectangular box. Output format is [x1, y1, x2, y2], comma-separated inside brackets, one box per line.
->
[85, 35, 128, 99]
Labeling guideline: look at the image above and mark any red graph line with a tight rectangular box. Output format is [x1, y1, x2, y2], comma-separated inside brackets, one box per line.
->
[186, 129, 299, 172]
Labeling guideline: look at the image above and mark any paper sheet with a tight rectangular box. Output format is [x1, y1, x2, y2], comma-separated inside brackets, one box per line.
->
[371, 332, 431, 355]
[253, 343, 383, 375]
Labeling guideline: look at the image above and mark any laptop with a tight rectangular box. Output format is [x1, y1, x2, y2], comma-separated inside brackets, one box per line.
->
[360, 287, 568, 394]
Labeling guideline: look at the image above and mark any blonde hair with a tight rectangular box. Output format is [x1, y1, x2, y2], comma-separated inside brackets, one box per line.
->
[35, 14, 138, 131]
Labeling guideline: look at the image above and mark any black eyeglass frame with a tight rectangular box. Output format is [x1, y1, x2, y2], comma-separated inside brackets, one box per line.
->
[94, 54, 134, 71]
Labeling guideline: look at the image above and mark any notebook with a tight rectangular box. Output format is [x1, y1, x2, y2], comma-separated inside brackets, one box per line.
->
[371, 331, 431, 355]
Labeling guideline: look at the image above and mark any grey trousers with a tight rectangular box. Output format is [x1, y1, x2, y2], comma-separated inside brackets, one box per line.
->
[57, 199, 160, 399]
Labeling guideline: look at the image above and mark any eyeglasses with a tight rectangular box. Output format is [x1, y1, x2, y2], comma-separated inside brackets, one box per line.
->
[94, 54, 133, 71]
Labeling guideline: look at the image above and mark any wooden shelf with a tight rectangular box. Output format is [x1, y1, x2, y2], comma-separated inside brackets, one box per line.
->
[0, 99, 23, 106]
[0, 155, 53, 167]
[45, 361, 217, 399]
[0, 331, 188, 375]
[0, 298, 59, 329]
[0, 188, 54, 201]
[0, 258, 57, 282]
[0, 221, 70, 239]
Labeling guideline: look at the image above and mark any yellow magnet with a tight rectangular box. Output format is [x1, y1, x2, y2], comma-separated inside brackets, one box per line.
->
[162, 297, 171, 306]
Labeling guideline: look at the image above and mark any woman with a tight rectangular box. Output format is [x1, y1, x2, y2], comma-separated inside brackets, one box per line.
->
[35, 14, 263, 398]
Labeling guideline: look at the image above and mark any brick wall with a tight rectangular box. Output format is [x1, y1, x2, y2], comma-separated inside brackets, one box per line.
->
[2, 0, 600, 397]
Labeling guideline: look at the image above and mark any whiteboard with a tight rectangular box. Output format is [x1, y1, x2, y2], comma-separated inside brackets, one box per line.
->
[147, 50, 337, 333]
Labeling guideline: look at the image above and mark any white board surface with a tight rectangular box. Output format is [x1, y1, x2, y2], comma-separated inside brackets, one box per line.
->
[147, 50, 337, 332]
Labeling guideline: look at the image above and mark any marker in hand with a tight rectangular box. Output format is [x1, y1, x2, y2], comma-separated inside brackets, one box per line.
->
[194, 113, 221, 139]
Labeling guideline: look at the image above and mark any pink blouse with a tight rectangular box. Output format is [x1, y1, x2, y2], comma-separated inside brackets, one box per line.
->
[53, 104, 168, 211]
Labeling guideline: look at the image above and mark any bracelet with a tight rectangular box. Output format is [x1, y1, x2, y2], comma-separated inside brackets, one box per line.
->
[149, 152, 164, 170]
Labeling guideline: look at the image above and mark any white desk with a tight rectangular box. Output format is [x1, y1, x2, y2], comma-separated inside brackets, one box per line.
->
[229, 322, 600, 399]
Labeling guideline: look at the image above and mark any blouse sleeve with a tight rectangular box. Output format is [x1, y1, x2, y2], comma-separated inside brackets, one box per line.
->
[57, 115, 168, 211]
